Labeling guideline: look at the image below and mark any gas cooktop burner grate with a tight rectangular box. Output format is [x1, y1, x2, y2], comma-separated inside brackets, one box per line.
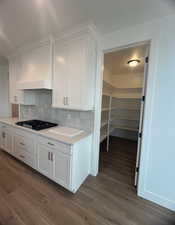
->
[16, 120, 58, 131]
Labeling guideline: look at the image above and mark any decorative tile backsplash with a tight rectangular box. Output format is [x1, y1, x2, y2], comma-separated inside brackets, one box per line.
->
[19, 90, 94, 132]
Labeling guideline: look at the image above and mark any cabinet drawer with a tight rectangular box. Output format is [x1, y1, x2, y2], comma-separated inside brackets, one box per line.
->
[15, 147, 35, 168]
[38, 136, 72, 155]
[14, 134, 35, 154]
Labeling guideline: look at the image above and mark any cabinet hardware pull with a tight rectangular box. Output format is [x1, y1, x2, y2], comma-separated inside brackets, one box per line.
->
[48, 152, 50, 160]
[19, 155, 25, 159]
[51, 152, 53, 162]
[48, 142, 54, 146]
[20, 142, 25, 146]
[14, 96, 18, 102]
[2, 132, 5, 138]
[63, 97, 66, 105]
[66, 97, 69, 105]
[63, 97, 65, 105]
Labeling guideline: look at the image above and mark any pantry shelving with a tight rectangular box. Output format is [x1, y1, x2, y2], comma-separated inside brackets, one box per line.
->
[100, 79, 142, 151]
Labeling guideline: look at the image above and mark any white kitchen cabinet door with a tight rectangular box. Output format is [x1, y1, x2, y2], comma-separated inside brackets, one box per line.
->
[14, 145, 35, 168]
[53, 33, 96, 110]
[9, 57, 23, 104]
[52, 44, 68, 108]
[52, 150, 71, 188]
[36, 143, 53, 178]
[0, 126, 13, 154]
[66, 38, 86, 109]
[19, 42, 53, 89]
[6, 130, 13, 155]
[0, 128, 6, 150]
[9, 57, 36, 105]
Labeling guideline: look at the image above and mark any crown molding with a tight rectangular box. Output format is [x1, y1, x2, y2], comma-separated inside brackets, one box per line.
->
[7, 21, 100, 60]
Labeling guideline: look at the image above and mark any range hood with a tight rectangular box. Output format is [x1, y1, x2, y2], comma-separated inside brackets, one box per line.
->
[16, 39, 53, 90]
[17, 80, 52, 90]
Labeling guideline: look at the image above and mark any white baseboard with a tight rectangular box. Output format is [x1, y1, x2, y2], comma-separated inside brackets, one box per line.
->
[138, 189, 175, 212]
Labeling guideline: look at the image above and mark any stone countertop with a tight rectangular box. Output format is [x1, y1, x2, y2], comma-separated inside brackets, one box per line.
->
[0, 117, 91, 145]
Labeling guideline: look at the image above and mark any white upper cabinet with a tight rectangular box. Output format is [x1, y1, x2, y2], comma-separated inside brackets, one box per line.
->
[9, 56, 36, 105]
[9, 56, 23, 104]
[18, 40, 53, 90]
[8, 25, 97, 109]
[53, 32, 97, 111]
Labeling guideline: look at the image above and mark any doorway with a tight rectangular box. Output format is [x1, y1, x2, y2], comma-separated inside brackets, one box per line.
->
[99, 42, 149, 188]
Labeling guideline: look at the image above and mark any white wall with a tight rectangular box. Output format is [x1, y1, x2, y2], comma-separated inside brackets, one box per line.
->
[94, 14, 175, 211]
[103, 67, 113, 85]
[0, 65, 10, 117]
[144, 16, 175, 210]
[111, 72, 143, 89]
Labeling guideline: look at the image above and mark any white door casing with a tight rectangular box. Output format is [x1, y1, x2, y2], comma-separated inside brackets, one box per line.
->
[135, 45, 150, 186]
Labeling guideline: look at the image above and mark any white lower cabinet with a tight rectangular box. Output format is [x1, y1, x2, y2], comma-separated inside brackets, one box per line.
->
[14, 147, 35, 168]
[52, 150, 71, 188]
[0, 122, 92, 193]
[0, 125, 13, 155]
[36, 137, 71, 190]
[13, 129, 36, 168]
[37, 143, 53, 178]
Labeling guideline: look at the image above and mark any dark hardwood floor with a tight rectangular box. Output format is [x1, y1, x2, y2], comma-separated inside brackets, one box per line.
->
[0, 137, 174, 225]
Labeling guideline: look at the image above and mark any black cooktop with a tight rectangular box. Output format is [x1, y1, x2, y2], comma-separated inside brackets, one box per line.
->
[16, 120, 58, 131]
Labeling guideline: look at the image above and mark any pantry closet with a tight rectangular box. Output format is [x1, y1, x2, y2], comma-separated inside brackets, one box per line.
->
[100, 43, 149, 186]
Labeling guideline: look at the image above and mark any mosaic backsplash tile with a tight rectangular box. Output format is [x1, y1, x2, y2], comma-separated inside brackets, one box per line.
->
[19, 90, 94, 132]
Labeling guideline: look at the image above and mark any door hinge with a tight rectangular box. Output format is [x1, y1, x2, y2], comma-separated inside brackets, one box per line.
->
[142, 96, 145, 102]
[139, 133, 142, 138]
[136, 167, 139, 172]
[145, 56, 149, 63]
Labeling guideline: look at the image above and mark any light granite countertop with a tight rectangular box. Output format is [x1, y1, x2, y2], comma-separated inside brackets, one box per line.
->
[0, 117, 91, 145]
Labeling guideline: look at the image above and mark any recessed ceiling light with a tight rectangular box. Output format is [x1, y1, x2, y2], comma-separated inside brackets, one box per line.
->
[36, 0, 44, 6]
[127, 59, 140, 67]
[56, 56, 65, 64]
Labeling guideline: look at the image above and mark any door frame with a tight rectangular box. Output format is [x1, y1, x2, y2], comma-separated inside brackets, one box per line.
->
[91, 25, 160, 198]
[134, 43, 150, 186]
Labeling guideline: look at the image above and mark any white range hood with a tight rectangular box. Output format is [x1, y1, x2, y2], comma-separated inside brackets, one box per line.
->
[17, 39, 53, 90]
[17, 79, 52, 90]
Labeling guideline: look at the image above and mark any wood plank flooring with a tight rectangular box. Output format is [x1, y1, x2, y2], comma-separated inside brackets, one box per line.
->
[0, 137, 174, 225]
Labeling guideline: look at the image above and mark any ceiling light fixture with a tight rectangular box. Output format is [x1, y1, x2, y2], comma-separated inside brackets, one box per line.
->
[127, 59, 140, 67]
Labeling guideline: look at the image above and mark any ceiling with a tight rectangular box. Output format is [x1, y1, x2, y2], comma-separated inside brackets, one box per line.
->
[0, 0, 174, 60]
[104, 44, 148, 74]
